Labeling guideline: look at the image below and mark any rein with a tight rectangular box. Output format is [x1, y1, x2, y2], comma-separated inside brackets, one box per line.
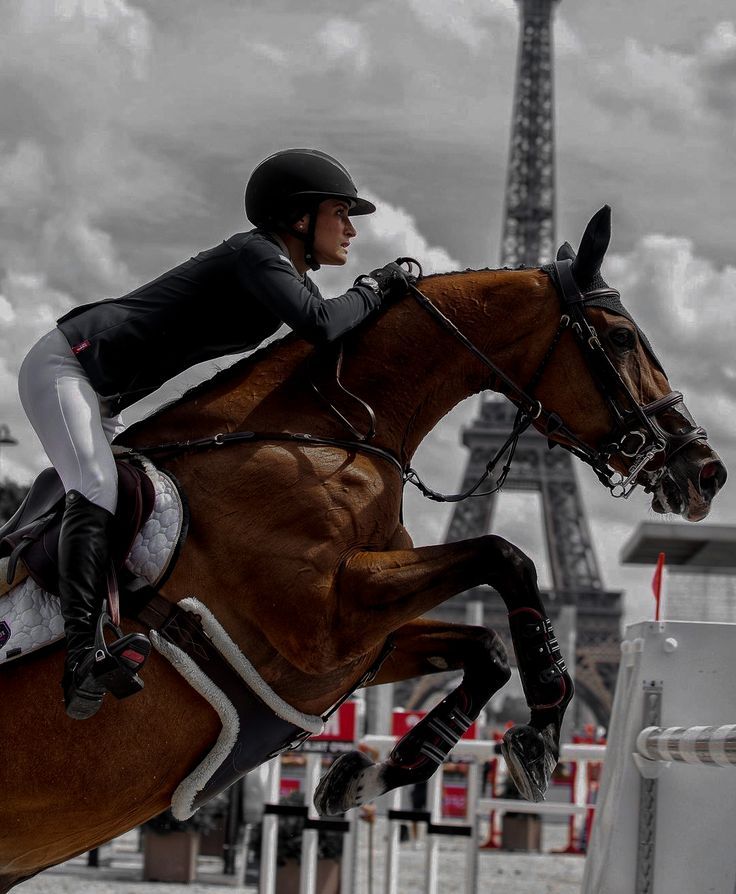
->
[135, 429, 404, 476]
[134, 258, 705, 505]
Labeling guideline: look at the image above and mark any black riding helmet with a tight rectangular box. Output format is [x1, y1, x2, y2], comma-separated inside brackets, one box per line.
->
[245, 148, 376, 270]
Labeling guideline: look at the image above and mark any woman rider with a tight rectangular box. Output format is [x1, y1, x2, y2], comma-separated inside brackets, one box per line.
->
[18, 148, 414, 720]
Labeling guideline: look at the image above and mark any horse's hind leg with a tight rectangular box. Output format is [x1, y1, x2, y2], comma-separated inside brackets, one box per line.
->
[314, 619, 510, 816]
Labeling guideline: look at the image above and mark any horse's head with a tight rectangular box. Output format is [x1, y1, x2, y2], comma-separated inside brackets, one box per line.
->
[533, 205, 726, 521]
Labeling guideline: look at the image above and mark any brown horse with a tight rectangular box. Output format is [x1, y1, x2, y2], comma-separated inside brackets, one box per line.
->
[0, 207, 725, 889]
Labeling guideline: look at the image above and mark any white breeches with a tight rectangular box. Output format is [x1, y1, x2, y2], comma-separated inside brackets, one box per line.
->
[18, 328, 124, 514]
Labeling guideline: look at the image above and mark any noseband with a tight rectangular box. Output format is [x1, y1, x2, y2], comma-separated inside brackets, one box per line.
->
[398, 257, 707, 501]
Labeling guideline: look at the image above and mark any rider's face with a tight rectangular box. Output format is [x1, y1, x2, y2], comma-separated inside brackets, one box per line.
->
[310, 199, 357, 266]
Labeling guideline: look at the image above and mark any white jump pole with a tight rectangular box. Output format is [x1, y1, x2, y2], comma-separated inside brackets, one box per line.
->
[258, 752, 355, 894]
[636, 724, 736, 767]
[424, 769, 442, 894]
[299, 753, 322, 894]
[258, 757, 281, 894]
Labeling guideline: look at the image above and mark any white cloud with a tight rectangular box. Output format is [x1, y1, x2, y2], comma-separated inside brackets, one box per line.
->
[313, 195, 460, 299]
[18, 0, 151, 79]
[583, 21, 736, 131]
[317, 18, 370, 73]
[699, 20, 736, 118]
[40, 212, 133, 296]
[606, 234, 736, 362]
[0, 141, 52, 210]
[361, 196, 460, 274]
[250, 41, 289, 67]
[405, 0, 516, 52]
[703, 20, 736, 57]
[555, 16, 583, 57]
[0, 296, 15, 325]
[594, 38, 698, 125]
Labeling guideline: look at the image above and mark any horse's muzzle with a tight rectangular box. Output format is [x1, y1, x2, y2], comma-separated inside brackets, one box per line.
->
[651, 445, 727, 521]
[698, 457, 727, 504]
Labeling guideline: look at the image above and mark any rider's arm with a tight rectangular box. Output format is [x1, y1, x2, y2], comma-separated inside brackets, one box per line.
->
[237, 239, 383, 344]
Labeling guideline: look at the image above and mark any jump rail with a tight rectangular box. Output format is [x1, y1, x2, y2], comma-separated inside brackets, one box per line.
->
[636, 724, 736, 767]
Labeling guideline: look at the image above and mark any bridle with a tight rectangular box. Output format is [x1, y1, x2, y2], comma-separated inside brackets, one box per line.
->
[398, 256, 707, 501]
[136, 257, 707, 504]
[397, 256, 708, 501]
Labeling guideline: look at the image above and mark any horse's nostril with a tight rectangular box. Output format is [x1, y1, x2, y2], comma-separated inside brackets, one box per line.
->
[699, 460, 727, 499]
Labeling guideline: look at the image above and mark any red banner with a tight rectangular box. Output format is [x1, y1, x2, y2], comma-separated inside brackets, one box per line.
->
[652, 551, 665, 621]
[312, 701, 360, 742]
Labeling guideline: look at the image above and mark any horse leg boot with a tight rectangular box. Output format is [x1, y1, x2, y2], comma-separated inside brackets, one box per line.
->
[491, 545, 574, 802]
[314, 626, 510, 816]
[58, 491, 150, 719]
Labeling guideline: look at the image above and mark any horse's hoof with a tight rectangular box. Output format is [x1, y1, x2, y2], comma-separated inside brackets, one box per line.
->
[314, 750, 382, 816]
[501, 724, 557, 803]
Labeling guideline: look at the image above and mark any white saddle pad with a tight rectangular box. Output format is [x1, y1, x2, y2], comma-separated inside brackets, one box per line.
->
[0, 460, 184, 665]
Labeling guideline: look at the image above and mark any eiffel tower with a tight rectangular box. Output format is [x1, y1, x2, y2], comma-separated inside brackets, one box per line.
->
[439, 0, 622, 725]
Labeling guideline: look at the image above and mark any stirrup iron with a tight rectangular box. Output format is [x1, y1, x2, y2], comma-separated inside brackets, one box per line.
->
[91, 604, 151, 700]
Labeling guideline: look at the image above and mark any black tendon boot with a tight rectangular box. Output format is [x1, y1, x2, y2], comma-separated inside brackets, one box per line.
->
[502, 607, 574, 802]
[59, 491, 150, 719]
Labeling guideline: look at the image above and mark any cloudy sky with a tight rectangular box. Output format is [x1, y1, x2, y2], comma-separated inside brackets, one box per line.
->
[0, 0, 734, 625]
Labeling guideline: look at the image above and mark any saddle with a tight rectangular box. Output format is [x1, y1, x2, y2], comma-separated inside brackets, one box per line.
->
[0, 460, 156, 596]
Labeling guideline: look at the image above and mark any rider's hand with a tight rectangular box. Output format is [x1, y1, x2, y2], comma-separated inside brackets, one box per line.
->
[354, 261, 416, 301]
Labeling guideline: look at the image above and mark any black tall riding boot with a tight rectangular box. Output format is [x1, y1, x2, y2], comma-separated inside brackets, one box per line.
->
[58, 490, 150, 719]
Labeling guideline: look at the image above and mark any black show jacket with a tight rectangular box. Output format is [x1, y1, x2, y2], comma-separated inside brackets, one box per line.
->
[57, 229, 381, 413]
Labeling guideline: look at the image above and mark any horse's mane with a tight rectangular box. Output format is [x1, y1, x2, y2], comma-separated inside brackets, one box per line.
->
[187, 331, 302, 403]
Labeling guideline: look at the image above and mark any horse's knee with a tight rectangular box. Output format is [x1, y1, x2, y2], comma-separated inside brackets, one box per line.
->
[483, 535, 538, 589]
[470, 627, 511, 687]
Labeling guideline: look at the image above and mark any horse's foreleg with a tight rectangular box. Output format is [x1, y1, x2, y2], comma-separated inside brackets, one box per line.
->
[314, 619, 510, 816]
[338, 536, 573, 804]
[480, 542, 575, 805]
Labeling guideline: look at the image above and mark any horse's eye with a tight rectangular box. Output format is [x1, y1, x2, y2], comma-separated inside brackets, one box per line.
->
[609, 328, 636, 350]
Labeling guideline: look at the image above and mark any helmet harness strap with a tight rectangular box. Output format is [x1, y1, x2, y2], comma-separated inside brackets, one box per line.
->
[301, 204, 320, 272]
[277, 200, 321, 272]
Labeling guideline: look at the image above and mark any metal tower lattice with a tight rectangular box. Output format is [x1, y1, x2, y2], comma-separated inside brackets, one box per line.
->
[501, 0, 558, 268]
[438, 0, 623, 726]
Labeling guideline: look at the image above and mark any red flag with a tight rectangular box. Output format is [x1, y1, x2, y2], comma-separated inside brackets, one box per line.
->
[652, 551, 665, 620]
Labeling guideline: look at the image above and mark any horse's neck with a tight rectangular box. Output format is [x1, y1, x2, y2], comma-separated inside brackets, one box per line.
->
[338, 267, 559, 459]
[130, 268, 559, 458]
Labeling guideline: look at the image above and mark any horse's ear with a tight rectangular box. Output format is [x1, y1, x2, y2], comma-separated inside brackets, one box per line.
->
[556, 242, 576, 261]
[571, 205, 611, 287]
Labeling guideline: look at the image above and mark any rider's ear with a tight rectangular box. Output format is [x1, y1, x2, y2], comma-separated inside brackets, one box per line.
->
[556, 242, 576, 262]
[571, 205, 611, 287]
